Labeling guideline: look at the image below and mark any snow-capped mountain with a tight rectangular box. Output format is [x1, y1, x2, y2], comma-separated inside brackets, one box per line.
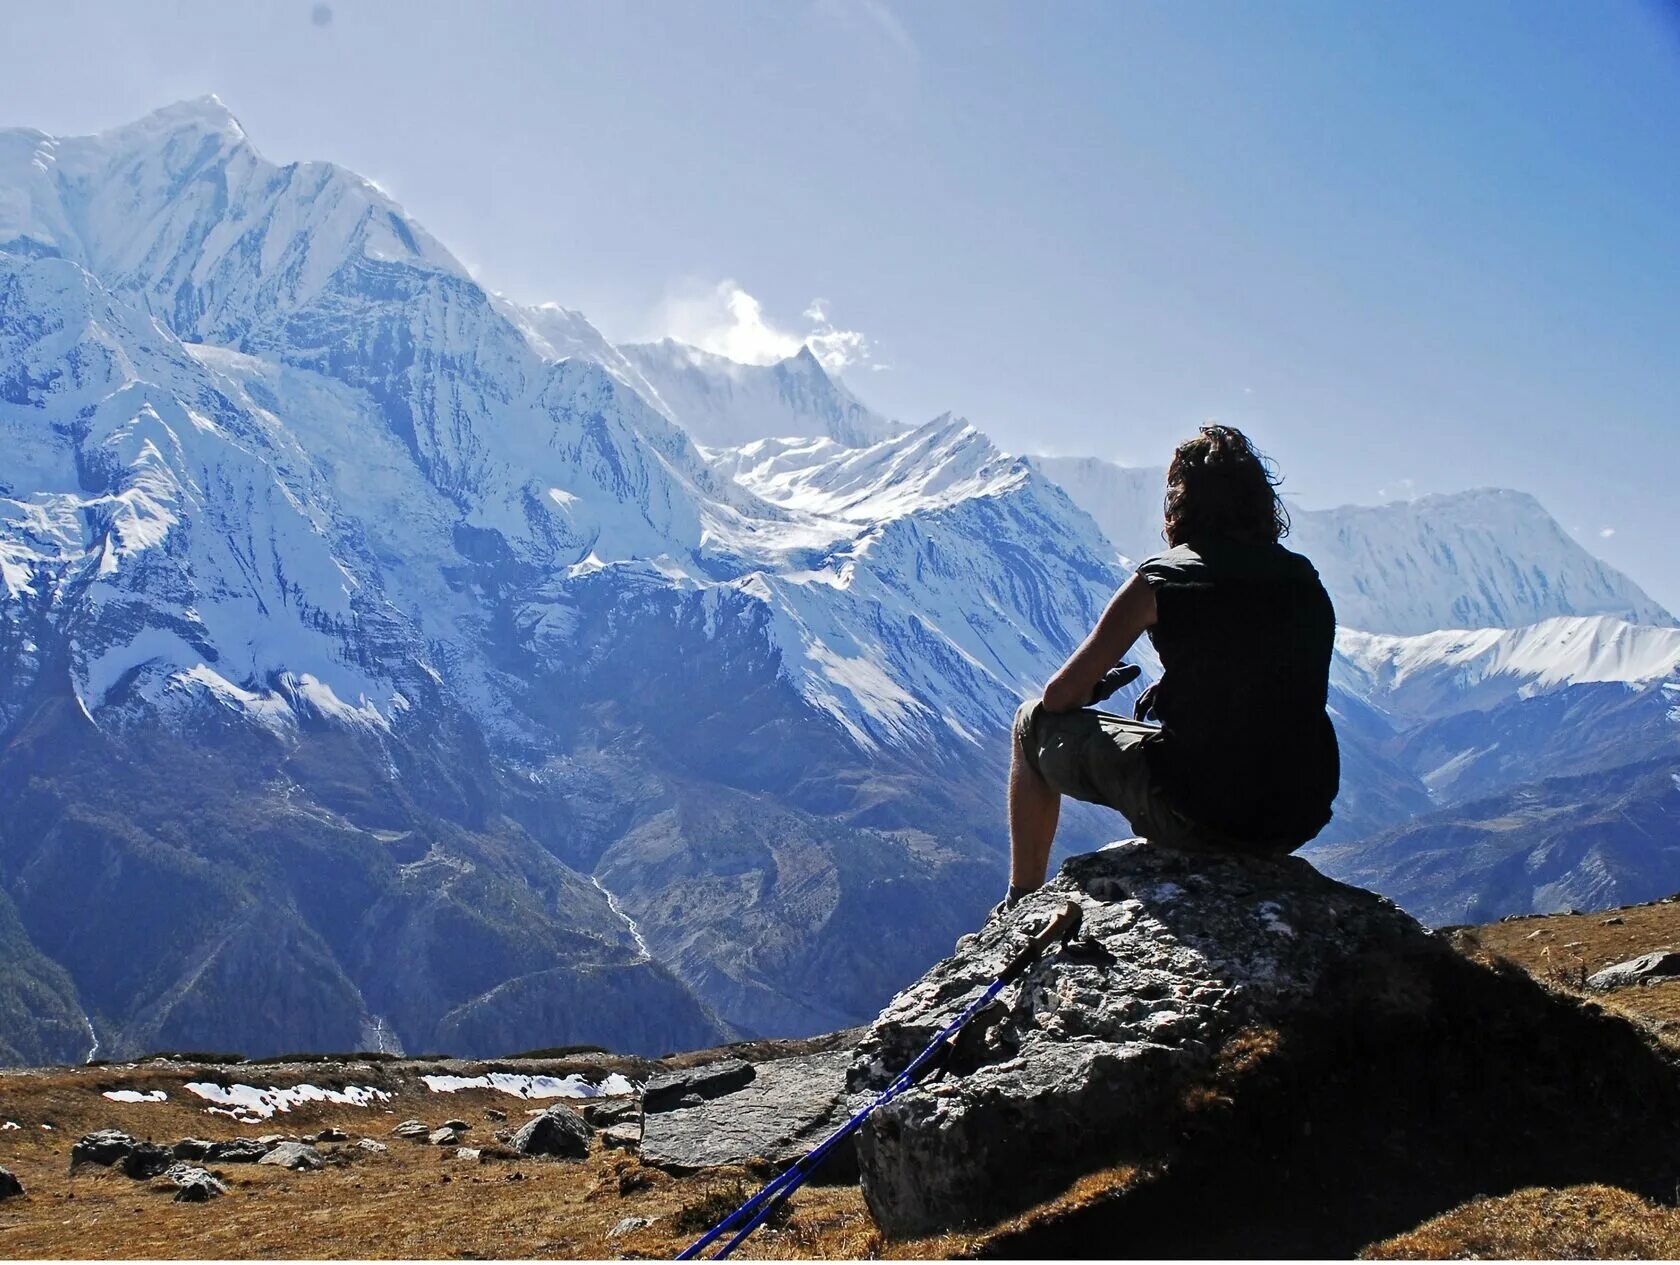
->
[1334, 616, 1680, 721]
[1035, 455, 1671, 636]
[1, 98, 1674, 1064]
[0, 100, 1122, 1059]
[621, 337, 901, 449]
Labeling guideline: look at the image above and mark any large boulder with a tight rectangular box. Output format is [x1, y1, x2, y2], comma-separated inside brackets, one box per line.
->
[510, 1105, 591, 1160]
[851, 840, 1680, 1256]
[640, 1049, 858, 1178]
[0, 1165, 22, 1200]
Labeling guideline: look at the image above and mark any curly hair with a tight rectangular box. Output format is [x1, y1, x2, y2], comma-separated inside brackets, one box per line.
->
[1162, 424, 1290, 547]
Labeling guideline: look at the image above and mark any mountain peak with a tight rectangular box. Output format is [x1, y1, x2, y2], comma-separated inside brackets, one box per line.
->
[111, 95, 249, 146]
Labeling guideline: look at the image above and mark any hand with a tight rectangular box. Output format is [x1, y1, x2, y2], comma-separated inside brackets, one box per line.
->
[1087, 662, 1141, 706]
[1133, 681, 1160, 722]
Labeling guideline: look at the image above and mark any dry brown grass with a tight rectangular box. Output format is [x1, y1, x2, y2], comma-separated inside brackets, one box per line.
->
[1364, 1185, 1680, 1260]
[0, 1060, 985, 1259]
[1452, 897, 1680, 1037]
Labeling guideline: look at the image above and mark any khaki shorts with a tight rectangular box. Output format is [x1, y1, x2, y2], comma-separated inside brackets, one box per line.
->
[1013, 699, 1290, 856]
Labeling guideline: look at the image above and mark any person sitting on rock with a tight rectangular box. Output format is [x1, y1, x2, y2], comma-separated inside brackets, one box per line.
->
[1005, 424, 1339, 908]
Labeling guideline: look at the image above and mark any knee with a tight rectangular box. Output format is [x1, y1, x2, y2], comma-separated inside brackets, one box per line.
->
[1013, 697, 1044, 749]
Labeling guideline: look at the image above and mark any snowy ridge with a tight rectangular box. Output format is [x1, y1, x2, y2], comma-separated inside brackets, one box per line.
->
[622, 338, 901, 449]
[1291, 491, 1672, 635]
[1334, 616, 1680, 720]
[1033, 454, 1670, 636]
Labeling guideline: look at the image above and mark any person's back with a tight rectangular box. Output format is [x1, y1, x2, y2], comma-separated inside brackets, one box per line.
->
[1137, 538, 1339, 847]
[1002, 423, 1341, 912]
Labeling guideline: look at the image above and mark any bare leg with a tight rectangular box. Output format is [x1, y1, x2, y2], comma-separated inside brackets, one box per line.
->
[1008, 738, 1060, 892]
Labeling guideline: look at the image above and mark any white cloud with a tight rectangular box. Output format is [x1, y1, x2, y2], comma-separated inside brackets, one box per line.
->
[1377, 477, 1418, 502]
[650, 280, 876, 375]
[1600, 526, 1616, 539]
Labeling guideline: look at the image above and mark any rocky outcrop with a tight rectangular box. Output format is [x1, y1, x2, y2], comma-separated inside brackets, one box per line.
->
[640, 1049, 857, 1178]
[1587, 950, 1680, 990]
[852, 840, 1680, 1256]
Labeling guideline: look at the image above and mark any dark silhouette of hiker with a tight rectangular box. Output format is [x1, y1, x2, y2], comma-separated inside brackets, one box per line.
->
[1005, 425, 1339, 907]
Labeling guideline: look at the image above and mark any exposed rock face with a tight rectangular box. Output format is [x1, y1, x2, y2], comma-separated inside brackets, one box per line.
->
[852, 841, 1680, 1255]
[640, 1050, 857, 1178]
[510, 1105, 591, 1160]
[1587, 950, 1680, 990]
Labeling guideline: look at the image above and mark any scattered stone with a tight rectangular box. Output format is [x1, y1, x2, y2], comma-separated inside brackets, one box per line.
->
[391, 1119, 430, 1140]
[1601, 915, 1625, 925]
[510, 1105, 591, 1160]
[455, 1147, 482, 1162]
[442, 1118, 470, 1132]
[172, 1139, 213, 1161]
[258, 1141, 324, 1171]
[599, 1122, 642, 1153]
[70, 1129, 137, 1168]
[640, 1050, 854, 1177]
[0, 1166, 22, 1200]
[119, 1143, 174, 1180]
[849, 840, 1680, 1253]
[484, 1108, 508, 1122]
[642, 1060, 755, 1113]
[356, 1138, 389, 1154]
[609, 1216, 653, 1239]
[428, 1127, 463, 1146]
[1587, 950, 1680, 991]
[204, 1138, 272, 1164]
[256, 1133, 290, 1147]
[164, 1163, 227, 1203]
[314, 1127, 349, 1142]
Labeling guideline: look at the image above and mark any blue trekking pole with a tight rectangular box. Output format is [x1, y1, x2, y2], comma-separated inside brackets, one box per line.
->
[677, 900, 1084, 1260]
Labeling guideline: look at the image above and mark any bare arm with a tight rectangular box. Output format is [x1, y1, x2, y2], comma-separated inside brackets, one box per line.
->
[1042, 571, 1158, 713]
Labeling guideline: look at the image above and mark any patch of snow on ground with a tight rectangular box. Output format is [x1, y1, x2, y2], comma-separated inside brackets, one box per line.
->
[102, 1089, 167, 1103]
[421, 1072, 638, 1099]
[183, 1082, 392, 1119]
[2, 1121, 19, 1130]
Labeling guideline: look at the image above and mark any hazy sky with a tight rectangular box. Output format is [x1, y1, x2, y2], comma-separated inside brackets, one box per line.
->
[2, 1, 1676, 609]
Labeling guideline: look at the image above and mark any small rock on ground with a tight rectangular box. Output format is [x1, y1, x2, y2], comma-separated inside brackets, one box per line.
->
[164, 1163, 228, 1202]
[70, 1130, 136, 1168]
[0, 1166, 23, 1200]
[609, 1215, 653, 1239]
[356, 1138, 389, 1154]
[258, 1141, 323, 1171]
[600, 1122, 642, 1152]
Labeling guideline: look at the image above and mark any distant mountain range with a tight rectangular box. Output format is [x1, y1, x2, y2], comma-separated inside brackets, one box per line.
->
[0, 99, 1673, 1064]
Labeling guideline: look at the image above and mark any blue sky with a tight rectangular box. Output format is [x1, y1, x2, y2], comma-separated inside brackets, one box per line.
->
[2, 1, 1676, 609]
